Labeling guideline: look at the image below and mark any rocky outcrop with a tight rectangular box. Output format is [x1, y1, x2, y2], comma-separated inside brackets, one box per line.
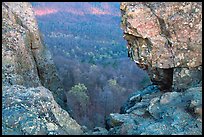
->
[2, 85, 83, 135]
[107, 2, 202, 135]
[2, 2, 82, 135]
[2, 2, 66, 109]
[106, 84, 202, 135]
[120, 2, 202, 91]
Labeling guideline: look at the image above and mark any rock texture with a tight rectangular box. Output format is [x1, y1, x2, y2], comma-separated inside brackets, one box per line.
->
[105, 84, 202, 135]
[102, 3, 202, 135]
[120, 2, 202, 91]
[2, 2, 67, 109]
[2, 85, 83, 135]
[2, 2, 82, 135]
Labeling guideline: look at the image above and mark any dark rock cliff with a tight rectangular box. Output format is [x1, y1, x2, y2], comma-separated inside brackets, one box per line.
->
[2, 2, 83, 135]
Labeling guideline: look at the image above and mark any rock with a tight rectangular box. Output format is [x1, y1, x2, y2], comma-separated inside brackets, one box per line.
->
[142, 122, 173, 135]
[183, 87, 202, 121]
[126, 102, 149, 114]
[173, 66, 202, 91]
[106, 2, 202, 135]
[159, 92, 181, 105]
[2, 85, 83, 135]
[120, 2, 202, 91]
[147, 97, 162, 119]
[108, 127, 121, 135]
[105, 113, 135, 130]
[129, 94, 141, 102]
[2, 2, 83, 135]
[107, 84, 202, 135]
[91, 127, 108, 135]
[120, 85, 160, 113]
[195, 107, 202, 122]
[107, 115, 139, 135]
[131, 108, 146, 116]
[116, 123, 138, 135]
[2, 2, 67, 109]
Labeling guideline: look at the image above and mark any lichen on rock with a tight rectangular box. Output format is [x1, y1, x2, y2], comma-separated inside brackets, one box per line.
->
[106, 3, 202, 134]
[120, 2, 202, 91]
[2, 2, 67, 109]
[2, 85, 83, 135]
[106, 84, 202, 135]
[2, 2, 83, 135]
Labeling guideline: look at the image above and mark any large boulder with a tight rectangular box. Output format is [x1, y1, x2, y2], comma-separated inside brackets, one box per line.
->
[120, 2, 202, 91]
[2, 85, 83, 135]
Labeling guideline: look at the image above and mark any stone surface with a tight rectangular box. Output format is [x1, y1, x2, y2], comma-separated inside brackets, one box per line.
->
[2, 85, 83, 135]
[2, 2, 83, 135]
[120, 85, 161, 114]
[120, 2, 202, 91]
[91, 127, 109, 135]
[2, 2, 67, 110]
[173, 66, 202, 91]
[106, 113, 135, 130]
[106, 84, 202, 135]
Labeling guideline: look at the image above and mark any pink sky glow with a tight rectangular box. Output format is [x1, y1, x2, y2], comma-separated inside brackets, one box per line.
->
[33, 8, 58, 16]
[33, 6, 119, 16]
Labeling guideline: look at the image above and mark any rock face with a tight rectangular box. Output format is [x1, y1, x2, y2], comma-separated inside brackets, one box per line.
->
[2, 2, 66, 109]
[104, 3, 202, 134]
[106, 85, 202, 135]
[120, 2, 202, 91]
[2, 2, 83, 135]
